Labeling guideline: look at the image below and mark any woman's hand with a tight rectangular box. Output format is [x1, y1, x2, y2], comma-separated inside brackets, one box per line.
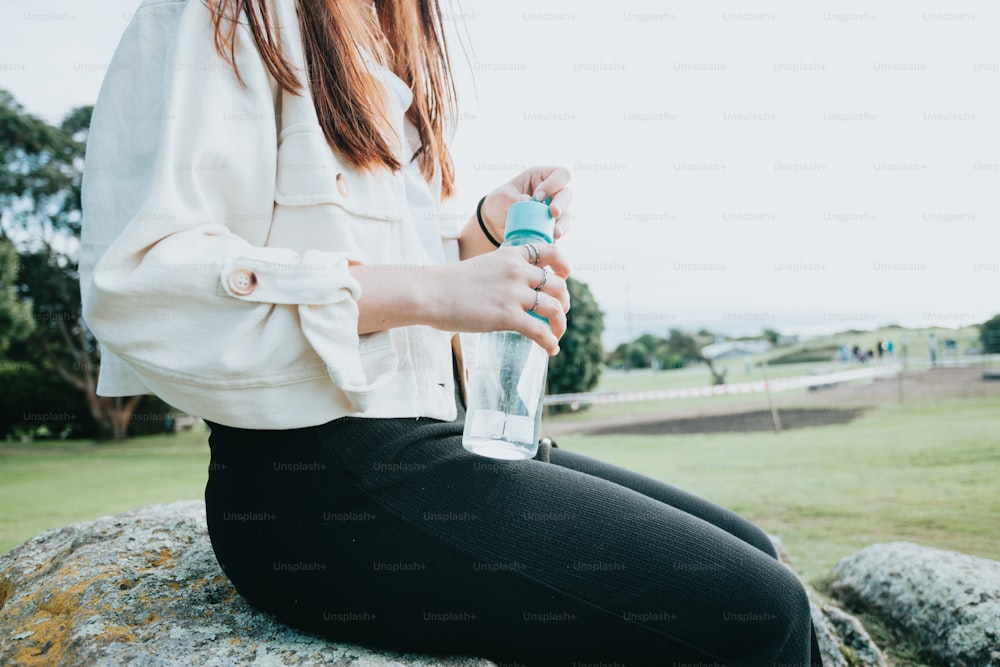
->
[480, 165, 573, 241]
[427, 242, 571, 355]
[458, 165, 573, 260]
[357, 165, 573, 350]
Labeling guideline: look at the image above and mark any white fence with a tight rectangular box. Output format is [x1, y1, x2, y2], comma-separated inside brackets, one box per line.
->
[544, 355, 1000, 407]
[544, 363, 904, 407]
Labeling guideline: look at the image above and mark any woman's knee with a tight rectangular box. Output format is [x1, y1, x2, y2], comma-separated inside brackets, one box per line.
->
[732, 515, 779, 559]
[745, 560, 814, 661]
[701, 505, 779, 560]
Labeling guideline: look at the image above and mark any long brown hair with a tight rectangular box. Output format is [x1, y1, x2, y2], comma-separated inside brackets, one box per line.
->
[209, 0, 456, 198]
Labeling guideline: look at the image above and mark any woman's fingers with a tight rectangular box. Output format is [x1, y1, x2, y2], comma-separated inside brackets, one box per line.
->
[518, 291, 565, 354]
[552, 213, 571, 240]
[520, 243, 571, 279]
[518, 319, 560, 356]
[548, 188, 572, 239]
[528, 166, 572, 203]
[438, 246, 573, 354]
[542, 272, 570, 313]
[486, 166, 573, 242]
[548, 188, 572, 220]
[527, 265, 570, 312]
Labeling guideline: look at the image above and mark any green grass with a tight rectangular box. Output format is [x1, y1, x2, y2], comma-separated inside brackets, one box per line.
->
[0, 430, 210, 555]
[553, 395, 1000, 585]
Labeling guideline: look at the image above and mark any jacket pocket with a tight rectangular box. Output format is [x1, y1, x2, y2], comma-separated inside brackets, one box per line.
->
[274, 122, 405, 222]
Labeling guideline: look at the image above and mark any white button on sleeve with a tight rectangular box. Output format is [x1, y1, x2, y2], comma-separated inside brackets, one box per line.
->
[227, 268, 257, 296]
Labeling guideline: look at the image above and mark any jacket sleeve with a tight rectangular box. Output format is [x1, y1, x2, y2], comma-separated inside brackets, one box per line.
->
[79, 0, 397, 418]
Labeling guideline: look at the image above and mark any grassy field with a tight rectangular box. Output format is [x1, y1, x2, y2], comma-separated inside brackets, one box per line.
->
[0, 430, 211, 556]
[554, 395, 1000, 584]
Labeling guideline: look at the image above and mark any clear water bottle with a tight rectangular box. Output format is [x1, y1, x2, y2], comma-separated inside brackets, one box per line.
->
[462, 200, 555, 460]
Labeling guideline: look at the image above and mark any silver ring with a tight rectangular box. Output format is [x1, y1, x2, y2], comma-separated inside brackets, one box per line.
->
[528, 291, 541, 314]
[524, 243, 540, 266]
[533, 266, 549, 291]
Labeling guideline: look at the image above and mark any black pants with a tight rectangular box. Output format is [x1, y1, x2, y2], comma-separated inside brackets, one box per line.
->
[205, 406, 822, 666]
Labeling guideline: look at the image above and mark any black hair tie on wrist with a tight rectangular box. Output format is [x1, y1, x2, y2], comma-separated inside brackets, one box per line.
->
[477, 195, 502, 248]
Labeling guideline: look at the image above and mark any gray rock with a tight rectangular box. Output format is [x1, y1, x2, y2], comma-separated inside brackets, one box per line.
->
[830, 541, 1000, 667]
[0, 501, 888, 666]
[770, 536, 888, 667]
[0, 501, 494, 667]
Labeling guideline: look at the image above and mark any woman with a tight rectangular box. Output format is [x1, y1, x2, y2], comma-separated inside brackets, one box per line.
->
[80, 0, 822, 664]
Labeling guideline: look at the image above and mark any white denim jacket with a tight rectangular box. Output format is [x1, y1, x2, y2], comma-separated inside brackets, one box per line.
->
[80, 0, 462, 429]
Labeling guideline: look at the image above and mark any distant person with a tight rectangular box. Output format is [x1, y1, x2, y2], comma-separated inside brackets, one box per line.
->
[886, 340, 895, 357]
[78, 0, 821, 664]
[840, 344, 850, 363]
[876, 340, 883, 358]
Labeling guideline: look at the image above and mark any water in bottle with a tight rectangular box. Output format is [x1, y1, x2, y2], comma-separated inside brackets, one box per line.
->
[462, 199, 555, 460]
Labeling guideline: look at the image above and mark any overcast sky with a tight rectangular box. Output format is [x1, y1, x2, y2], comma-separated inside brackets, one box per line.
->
[2, 0, 997, 347]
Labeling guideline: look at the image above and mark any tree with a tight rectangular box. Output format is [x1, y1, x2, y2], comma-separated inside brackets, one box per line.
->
[606, 328, 704, 371]
[547, 277, 604, 411]
[702, 355, 728, 385]
[665, 328, 701, 361]
[660, 328, 729, 383]
[606, 341, 648, 370]
[0, 239, 33, 355]
[1, 89, 142, 439]
[981, 314, 1000, 353]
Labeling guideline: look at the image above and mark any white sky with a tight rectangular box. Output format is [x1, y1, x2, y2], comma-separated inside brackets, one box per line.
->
[2, 0, 998, 347]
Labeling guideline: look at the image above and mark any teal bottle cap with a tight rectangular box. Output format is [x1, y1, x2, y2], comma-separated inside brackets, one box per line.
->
[504, 199, 555, 243]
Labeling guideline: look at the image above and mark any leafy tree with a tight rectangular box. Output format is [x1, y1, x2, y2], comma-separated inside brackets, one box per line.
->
[606, 341, 648, 370]
[606, 328, 705, 371]
[762, 328, 780, 344]
[981, 314, 1000, 353]
[1, 89, 141, 439]
[609, 327, 731, 385]
[665, 328, 702, 361]
[659, 328, 729, 383]
[547, 277, 604, 411]
[0, 239, 33, 355]
[625, 344, 647, 370]
[631, 333, 662, 369]
[0, 347, 99, 441]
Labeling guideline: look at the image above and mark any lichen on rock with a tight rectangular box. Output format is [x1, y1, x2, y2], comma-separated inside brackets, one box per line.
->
[831, 542, 1000, 667]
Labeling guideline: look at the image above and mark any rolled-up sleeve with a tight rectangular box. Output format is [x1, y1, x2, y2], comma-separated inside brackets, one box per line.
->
[79, 0, 396, 421]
